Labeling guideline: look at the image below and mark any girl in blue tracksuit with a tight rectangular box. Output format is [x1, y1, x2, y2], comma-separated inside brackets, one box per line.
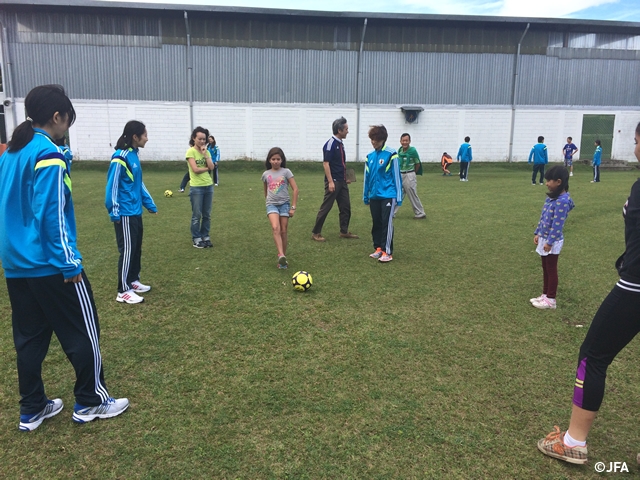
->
[207, 135, 220, 185]
[363, 125, 403, 263]
[591, 140, 602, 183]
[0, 85, 128, 431]
[105, 121, 157, 304]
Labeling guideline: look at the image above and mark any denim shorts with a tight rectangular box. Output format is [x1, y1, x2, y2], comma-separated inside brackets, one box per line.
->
[564, 158, 573, 167]
[266, 202, 290, 217]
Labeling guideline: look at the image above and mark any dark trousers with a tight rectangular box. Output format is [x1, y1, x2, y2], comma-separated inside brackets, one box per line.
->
[369, 198, 396, 255]
[312, 180, 351, 235]
[7, 272, 109, 414]
[541, 254, 559, 298]
[114, 215, 143, 293]
[532, 164, 545, 184]
[180, 172, 190, 190]
[573, 285, 640, 411]
[459, 162, 469, 179]
[592, 165, 600, 182]
[213, 165, 219, 184]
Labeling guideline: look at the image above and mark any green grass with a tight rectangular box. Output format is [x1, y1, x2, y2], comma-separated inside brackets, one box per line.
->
[1, 161, 639, 478]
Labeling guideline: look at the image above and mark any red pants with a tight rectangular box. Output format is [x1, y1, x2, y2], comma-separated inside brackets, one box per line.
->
[541, 254, 559, 298]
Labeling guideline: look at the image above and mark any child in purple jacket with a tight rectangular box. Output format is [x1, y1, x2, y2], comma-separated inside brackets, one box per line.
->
[530, 166, 575, 310]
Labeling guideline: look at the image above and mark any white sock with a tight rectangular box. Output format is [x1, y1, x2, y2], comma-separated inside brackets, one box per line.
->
[564, 431, 586, 448]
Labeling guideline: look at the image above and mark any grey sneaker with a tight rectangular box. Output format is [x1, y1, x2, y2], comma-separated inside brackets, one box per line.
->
[73, 397, 129, 423]
[19, 398, 64, 431]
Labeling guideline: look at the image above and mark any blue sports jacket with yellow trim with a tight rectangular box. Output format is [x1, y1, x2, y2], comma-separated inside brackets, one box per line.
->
[105, 148, 157, 222]
[363, 145, 402, 206]
[0, 128, 83, 279]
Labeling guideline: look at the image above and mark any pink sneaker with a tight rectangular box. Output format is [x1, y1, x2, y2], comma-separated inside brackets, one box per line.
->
[532, 296, 556, 309]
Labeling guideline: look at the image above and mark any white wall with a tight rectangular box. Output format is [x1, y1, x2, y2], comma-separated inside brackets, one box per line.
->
[7, 100, 640, 163]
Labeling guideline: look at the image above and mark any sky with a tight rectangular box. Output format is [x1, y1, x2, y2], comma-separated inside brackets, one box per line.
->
[102, 0, 640, 22]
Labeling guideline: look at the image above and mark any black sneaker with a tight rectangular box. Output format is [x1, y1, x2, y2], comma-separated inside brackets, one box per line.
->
[204, 239, 213, 248]
[193, 241, 206, 249]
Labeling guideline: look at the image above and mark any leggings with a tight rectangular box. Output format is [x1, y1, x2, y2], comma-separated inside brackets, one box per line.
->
[541, 254, 559, 299]
[573, 285, 640, 411]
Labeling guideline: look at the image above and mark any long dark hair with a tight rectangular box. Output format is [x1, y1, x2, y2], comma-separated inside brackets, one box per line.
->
[208, 135, 216, 147]
[8, 85, 76, 152]
[545, 165, 569, 199]
[115, 120, 146, 150]
[265, 147, 286, 170]
[189, 126, 209, 147]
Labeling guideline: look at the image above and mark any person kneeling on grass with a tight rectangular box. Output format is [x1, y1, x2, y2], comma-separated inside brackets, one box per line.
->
[262, 147, 299, 269]
[363, 125, 402, 263]
[537, 122, 640, 466]
[0, 85, 128, 432]
[441, 152, 453, 176]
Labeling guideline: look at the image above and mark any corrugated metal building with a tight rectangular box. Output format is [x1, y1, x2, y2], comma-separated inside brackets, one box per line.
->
[1, 0, 639, 161]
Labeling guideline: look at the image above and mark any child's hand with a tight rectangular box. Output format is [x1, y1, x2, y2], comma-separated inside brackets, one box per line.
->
[533, 235, 539, 245]
[543, 243, 552, 252]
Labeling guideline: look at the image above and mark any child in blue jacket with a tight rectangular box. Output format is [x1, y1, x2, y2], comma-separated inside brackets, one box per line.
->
[529, 136, 548, 185]
[591, 139, 602, 183]
[105, 121, 157, 304]
[456, 136, 472, 181]
[363, 125, 402, 263]
[0, 85, 128, 431]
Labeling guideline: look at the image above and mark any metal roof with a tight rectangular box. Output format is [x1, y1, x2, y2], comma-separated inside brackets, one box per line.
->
[3, 0, 640, 33]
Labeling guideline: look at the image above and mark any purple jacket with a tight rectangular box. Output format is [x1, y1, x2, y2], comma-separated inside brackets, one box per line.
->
[534, 192, 575, 245]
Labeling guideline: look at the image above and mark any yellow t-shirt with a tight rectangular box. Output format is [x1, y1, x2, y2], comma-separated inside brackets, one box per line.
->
[186, 147, 213, 187]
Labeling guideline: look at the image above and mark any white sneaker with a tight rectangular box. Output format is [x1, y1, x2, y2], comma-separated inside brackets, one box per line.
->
[570, 172, 573, 177]
[532, 297, 556, 309]
[72, 397, 129, 423]
[19, 398, 63, 431]
[116, 290, 144, 304]
[131, 280, 151, 293]
[530, 294, 547, 304]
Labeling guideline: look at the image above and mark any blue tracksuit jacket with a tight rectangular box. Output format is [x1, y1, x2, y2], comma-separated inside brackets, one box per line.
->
[0, 129, 83, 279]
[529, 143, 548, 164]
[105, 148, 157, 222]
[457, 143, 472, 162]
[363, 145, 402, 206]
[593, 146, 602, 166]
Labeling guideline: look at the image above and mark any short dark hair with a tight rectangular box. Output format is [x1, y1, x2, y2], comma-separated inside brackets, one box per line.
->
[400, 133, 411, 140]
[538, 136, 544, 143]
[265, 147, 286, 169]
[595, 139, 601, 146]
[332, 117, 348, 135]
[545, 165, 569, 198]
[464, 136, 470, 142]
[368, 125, 388, 144]
[567, 136, 572, 141]
[189, 126, 209, 146]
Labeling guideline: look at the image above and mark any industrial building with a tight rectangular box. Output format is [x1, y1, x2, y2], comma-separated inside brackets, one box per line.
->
[0, 0, 639, 162]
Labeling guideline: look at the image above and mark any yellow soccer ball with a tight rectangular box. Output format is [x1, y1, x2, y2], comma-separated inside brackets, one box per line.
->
[292, 271, 313, 292]
[164, 190, 173, 197]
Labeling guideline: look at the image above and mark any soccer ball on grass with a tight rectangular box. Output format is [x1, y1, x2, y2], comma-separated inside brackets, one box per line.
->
[292, 271, 313, 292]
[164, 190, 173, 197]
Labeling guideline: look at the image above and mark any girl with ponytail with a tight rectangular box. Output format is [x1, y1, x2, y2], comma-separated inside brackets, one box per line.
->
[0, 85, 128, 430]
[105, 120, 158, 304]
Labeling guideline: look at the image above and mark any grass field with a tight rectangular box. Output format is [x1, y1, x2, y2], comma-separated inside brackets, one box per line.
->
[1, 161, 639, 479]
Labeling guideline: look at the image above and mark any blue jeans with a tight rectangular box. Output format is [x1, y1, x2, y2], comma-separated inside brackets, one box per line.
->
[190, 185, 213, 241]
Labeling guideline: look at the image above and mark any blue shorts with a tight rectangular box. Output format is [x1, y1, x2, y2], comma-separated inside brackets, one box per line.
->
[266, 202, 290, 217]
[564, 158, 573, 167]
